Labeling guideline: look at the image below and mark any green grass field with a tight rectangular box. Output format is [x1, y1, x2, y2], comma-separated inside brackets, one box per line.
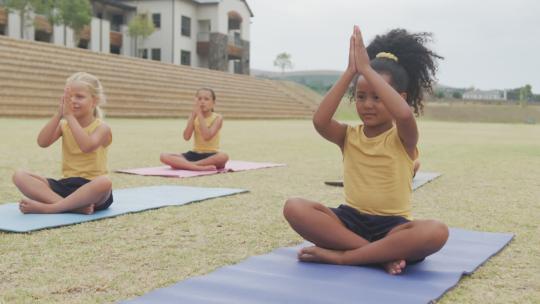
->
[1, 117, 539, 303]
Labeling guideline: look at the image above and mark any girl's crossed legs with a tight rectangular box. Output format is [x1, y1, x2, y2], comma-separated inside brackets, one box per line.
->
[12, 169, 112, 214]
[160, 151, 229, 171]
[283, 197, 448, 274]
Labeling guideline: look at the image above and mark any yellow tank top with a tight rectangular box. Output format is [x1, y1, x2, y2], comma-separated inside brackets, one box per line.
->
[61, 119, 110, 180]
[343, 124, 416, 219]
[193, 112, 221, 153]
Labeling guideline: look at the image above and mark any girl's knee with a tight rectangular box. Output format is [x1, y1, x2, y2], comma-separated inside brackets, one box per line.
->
[425, 220, 449, 249]
[160, 153, 169, 163]
[93, 176, 112, 193]
[283, 198, 314, 221]
[221, 153, 229, 163]
[283, 197, 301, 218]
[215, 153, 229, 168]
[12, 169, 29, 185]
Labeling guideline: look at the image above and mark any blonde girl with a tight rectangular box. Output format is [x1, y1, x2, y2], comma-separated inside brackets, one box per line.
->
[13, 72, 113, 214]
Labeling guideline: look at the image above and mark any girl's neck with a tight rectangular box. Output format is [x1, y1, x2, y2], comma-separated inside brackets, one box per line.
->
[362, 121, 394, 138]
[202, 110, 213, 118]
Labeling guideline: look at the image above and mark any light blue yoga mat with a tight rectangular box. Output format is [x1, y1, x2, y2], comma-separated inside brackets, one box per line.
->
[121, 228, 513, 304]
[412, 171, 440, 190]
[325, 171, 441, 189]
[0, 186, 247, 233]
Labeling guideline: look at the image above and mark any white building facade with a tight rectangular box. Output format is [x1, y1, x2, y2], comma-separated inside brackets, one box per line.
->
[0, 0, 252, 74]
[123, 0, 252, 74]
[463, 89, 507, 101]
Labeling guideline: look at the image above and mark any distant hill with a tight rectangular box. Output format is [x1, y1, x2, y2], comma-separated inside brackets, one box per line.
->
[252, 69, 341, 94]
[251, 69, 462, 97]
[251, 70, 540, 102]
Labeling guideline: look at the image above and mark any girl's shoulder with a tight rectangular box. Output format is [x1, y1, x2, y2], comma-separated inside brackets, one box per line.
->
[211, 113, 223, 122]
[345, 123, 361, 136]
[89, 119, 112, 136]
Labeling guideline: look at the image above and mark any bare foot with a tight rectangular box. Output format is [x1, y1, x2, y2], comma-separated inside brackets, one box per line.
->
[19, 197, 52, 214]
[382, 259, 406, 275]
[170, 164, 217, 171]
[72, 204, 95, 215]
[194, 165, 217, 171]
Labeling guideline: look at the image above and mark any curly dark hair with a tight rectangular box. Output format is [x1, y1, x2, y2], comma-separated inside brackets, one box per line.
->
[350, 29, 443, 115]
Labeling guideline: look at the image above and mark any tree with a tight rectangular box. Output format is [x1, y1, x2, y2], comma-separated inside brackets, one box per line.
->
[519, 84, 533, 107]
[273, 52, 293, 74]
[4, 0, 38, 39]
[452, 91, 462, 99]
[433, 90, 445, 99]
[14, 0, 92, 45]
[128, 13, 155, 57]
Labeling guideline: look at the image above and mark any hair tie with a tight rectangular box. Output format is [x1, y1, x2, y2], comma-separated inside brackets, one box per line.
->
[376, 52, 398, 62]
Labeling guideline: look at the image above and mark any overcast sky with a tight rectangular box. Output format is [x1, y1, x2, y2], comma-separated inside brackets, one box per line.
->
[248, 0, 540, 92]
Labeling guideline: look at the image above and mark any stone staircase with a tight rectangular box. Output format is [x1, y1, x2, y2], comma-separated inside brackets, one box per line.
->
[0, 35, 320, 119]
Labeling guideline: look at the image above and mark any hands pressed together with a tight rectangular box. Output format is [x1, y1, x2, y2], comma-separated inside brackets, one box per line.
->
[347, 25, 371, 76]
[59, 87, 73, 118]
[192, 100, 203, 117]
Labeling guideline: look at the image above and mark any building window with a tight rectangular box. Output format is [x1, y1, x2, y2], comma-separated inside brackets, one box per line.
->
[34, 30, 51, 43]
[111, 14, 124, 32]
[110, 45, 121, 55]
[152, 13, 161, 29]
[181, 50, 191, 66]
[181, 16, 191, 37]
[139, 49, 148, 59]
[151, 48, 161, 61]
[234, 60, 242, 74]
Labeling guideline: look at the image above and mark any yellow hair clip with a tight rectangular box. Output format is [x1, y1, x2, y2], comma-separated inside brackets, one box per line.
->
[376, 52, 398, 62]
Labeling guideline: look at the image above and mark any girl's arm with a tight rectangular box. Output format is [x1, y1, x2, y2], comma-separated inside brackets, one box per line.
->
[313, 34, 357, 150]
[196, 111, 223, 141]
[37, 92, 66, 147]
[64, 115, 112, 153]
[353, 26, 418, 156]
[183, 112, 196, 141]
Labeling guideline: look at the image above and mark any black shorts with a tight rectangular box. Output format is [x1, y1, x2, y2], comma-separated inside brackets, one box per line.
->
[331, 204, 410, 242]
[182, 151, 217, 162]
[331, 204, 425, 264]
[47, 177, 113, 211]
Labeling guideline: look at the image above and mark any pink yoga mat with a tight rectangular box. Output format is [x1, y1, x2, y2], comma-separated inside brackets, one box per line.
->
[116, 160, 285, 178]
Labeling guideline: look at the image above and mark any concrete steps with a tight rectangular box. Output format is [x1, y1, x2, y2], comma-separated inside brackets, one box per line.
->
[0, 35, 320, 118]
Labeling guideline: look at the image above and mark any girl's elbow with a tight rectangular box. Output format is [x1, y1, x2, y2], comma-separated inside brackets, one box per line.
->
[80, 144, 99, 153]
[80, 146, 93, 153]
[37, 140, 48, 148]
[312, 117, 322, 129]
[312, 119, 326, 133]
[395, 110, 414, 122]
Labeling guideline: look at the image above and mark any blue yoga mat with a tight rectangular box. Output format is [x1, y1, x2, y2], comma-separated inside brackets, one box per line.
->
[0, 186, 247, 233]
[121, 228, 513, 304]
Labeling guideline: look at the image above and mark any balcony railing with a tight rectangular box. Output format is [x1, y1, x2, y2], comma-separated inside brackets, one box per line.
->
[228, 31, 242, 47]
[197, 32, 210, 42]
[0, 7, 6, 25]
[110, 31, 122, 47]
